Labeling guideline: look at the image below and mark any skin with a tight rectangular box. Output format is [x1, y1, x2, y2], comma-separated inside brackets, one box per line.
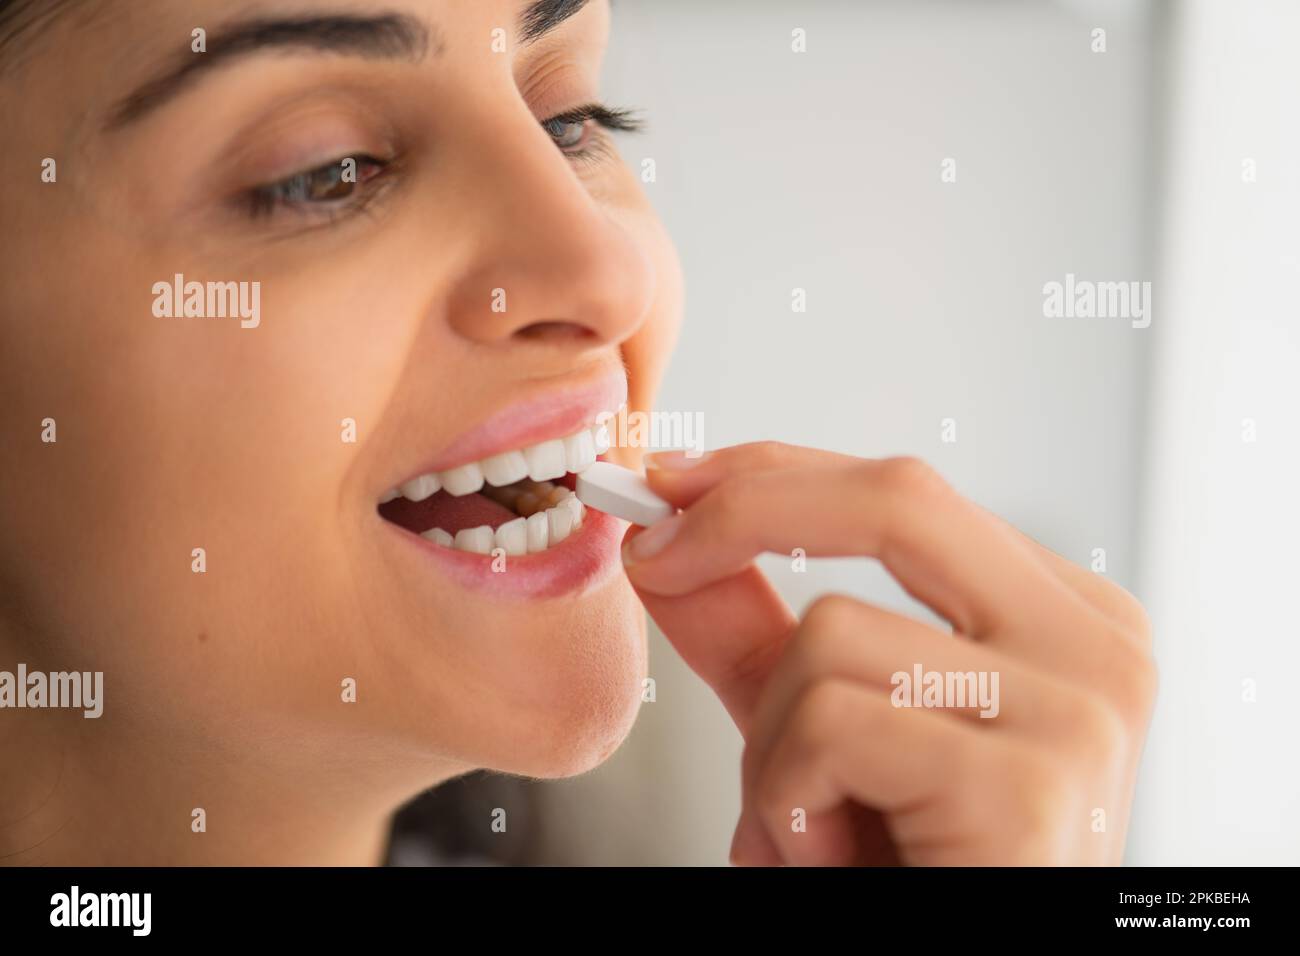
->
[0, 0, 1156, 866]
[626, 446, 1157, 865]
[1, 0, 679, 865]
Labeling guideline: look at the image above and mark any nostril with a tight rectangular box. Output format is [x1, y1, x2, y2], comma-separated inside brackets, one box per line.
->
[514, 321, 599, 343]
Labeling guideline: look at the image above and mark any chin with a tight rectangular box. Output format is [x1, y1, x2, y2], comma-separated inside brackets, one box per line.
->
[484, 579, 648, 781]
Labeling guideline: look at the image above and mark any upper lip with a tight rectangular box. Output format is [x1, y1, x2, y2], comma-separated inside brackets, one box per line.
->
[389, 370, 626, 490]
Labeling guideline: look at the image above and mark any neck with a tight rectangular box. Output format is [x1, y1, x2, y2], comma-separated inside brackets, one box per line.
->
[0, 702, 462, 866]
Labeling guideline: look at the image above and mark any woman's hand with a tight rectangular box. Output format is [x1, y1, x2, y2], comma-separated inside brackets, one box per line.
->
[621, 443, 1157, 866]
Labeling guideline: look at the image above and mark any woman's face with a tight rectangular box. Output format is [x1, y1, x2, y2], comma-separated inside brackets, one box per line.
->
[0, 0, 681, 796]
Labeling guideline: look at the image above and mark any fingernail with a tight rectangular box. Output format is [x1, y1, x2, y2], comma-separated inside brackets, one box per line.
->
[644, 449, 709, 471]
[622, 513, 683, 565]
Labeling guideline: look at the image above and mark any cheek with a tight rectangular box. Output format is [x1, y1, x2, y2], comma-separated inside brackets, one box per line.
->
[0, 235, 413, 699]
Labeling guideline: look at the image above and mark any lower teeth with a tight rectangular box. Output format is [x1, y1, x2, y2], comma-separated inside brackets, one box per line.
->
[419, 479, 585, 555]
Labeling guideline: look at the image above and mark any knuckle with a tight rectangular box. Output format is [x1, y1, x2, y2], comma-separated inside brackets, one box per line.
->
[1110, 647, 1159, 725]
[876, 456, 949, 501]
[996, 750, 1074, 852]
[1089, 630, 1159, 726]
[1121, 596, 1154, 648]
[1062, 690, 1131, 770]
[942, 741, 1066, 855]
[1096, 579, 1154, 645]
[801, 593, 860, 637]
[1015, 778, 1073, 853]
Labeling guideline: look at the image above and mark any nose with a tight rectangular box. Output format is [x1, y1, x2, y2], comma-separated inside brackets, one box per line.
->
[444, 109, 655, 351]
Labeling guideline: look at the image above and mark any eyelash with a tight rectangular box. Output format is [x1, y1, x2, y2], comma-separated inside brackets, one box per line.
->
[542, 103, 644, 164]
[243, 155, 390, 220]
[240, 102, 644, 223]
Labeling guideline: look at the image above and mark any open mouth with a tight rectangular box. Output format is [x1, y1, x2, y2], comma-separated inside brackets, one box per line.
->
[377, 414, 614, 555]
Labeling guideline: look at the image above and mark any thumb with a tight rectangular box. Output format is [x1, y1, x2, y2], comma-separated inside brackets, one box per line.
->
[626, 525, 796, 738]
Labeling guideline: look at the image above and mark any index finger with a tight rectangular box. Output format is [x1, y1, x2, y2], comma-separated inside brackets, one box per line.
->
[625, 452, 1061, 639]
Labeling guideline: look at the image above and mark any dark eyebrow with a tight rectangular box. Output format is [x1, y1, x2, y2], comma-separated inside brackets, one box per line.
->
[105, 12, 432, 130]
[519, 0, 591, 44]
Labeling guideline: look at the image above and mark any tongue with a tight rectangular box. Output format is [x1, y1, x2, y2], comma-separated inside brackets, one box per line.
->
[380, 490, 517, 535]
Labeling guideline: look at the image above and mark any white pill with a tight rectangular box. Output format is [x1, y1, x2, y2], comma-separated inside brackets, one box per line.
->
[574, 461, 675, 527]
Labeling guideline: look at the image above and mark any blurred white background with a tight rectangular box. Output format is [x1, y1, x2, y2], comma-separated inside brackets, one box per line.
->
[527, 0, 1299, 865]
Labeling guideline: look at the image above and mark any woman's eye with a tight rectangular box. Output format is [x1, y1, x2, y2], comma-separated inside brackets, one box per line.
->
[245, 155, 387, 218]
[539, 104, 643, 162]
[543, 116, 588, 151]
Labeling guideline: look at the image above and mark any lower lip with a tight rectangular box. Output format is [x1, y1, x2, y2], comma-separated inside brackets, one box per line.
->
[382, 506, 627, 600]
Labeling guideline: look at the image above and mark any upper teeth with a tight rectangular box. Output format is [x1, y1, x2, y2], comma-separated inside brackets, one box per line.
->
[380, 414, 615, 554]
[385, 417, 612, 505]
